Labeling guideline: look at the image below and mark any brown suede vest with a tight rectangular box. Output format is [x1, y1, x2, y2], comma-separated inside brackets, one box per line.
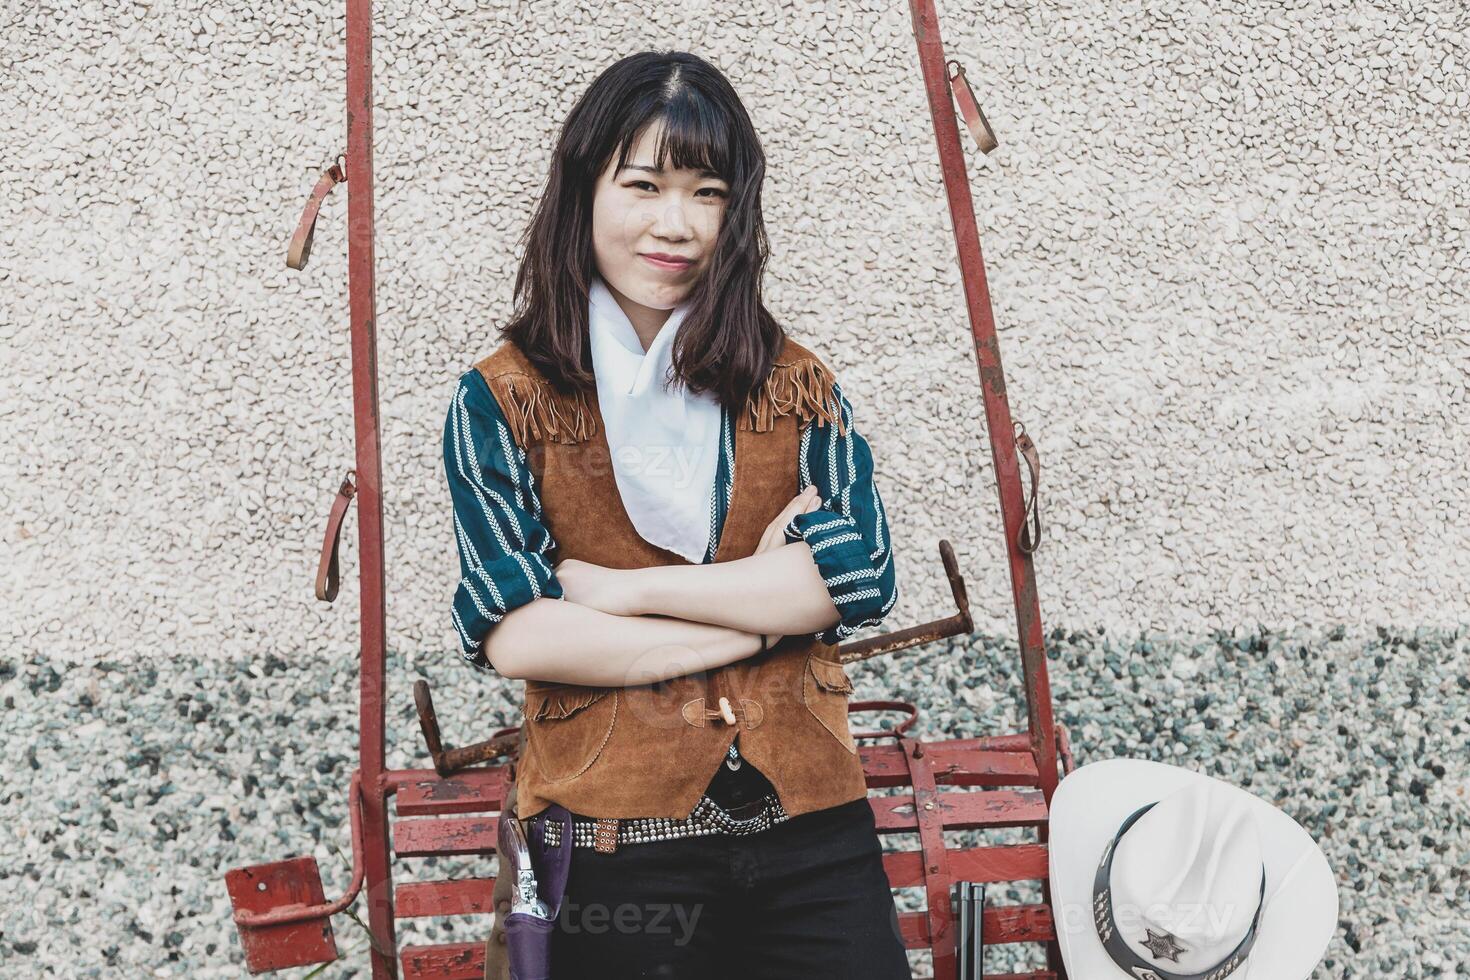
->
[474, 336, 870, 823]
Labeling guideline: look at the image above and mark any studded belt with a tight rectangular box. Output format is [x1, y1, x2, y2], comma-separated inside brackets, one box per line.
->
[540, 791, 790, 852]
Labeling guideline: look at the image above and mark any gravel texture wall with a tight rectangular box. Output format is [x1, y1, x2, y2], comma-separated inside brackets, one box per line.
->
[2, 0, 1466, 976]
[4, 628, 1467, 976]
[7, 0, 1468, 669]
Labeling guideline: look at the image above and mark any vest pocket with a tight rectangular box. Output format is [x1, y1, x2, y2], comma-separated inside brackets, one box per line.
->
[802, 653, 857, 754]
[521, 681, 618, 782]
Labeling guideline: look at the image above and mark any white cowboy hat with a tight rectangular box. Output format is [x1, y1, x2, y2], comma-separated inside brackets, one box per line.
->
[1048, 759, 1338, 980]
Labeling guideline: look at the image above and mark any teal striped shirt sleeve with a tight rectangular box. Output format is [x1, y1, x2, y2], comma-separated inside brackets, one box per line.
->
[783, 379, 899, 645]
[443, 368, 563, 674]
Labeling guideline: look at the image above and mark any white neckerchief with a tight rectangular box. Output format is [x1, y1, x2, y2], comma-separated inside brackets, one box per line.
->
[588, 273, 721, 563]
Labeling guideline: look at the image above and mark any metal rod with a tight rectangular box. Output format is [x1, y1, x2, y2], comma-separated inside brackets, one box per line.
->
[904, 0, 1060, 806]
[232, 772, 368, 928]
[839, 540, 973, 664]
[342, 0, 397, 973]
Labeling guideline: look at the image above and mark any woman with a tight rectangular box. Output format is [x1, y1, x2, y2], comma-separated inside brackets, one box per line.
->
[444, 50, 907, 979]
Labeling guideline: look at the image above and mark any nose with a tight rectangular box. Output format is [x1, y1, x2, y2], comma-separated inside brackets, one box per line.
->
[651, 195, 693, 240]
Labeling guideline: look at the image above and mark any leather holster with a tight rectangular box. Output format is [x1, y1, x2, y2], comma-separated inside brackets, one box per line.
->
[484, 776, 517, 980]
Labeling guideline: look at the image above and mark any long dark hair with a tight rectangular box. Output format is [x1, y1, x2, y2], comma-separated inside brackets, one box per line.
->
[501, 50, 785, 411]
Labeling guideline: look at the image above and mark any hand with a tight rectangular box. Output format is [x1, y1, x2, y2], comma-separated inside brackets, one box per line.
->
[554, 558, 643, 617]
[755, 484, 821, 556]
[751, 484, 822, 650]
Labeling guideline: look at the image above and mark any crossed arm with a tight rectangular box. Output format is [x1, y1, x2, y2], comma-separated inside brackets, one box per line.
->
[449, 369, 896, 689]
[484, 489, 840, 686]
[613, 540, 842, 636]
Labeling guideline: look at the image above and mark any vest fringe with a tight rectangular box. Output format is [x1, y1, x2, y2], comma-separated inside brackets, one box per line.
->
[484, 372, 596, 446]
[484, 352, 844, 444]
[529, 687, 610, 721]
[738, 357, 848, 438]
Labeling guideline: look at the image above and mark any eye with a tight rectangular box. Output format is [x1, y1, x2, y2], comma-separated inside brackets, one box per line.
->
[626, 180, 727, 198]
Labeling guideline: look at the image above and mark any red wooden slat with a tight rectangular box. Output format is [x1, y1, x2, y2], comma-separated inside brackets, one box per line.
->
[395, 768, 509, 817]
[861, 737, 1040, 789]
[400, 942, 483, 979]
[870, 789, 1048, 833]
[395, 877, 496, 918]
[985, 903, 1056, 944]
[898, 903, 1054, 947]
[881, 843, 1049, 888]
[393, 816, 499, 858]
[223, 856, 338, 972]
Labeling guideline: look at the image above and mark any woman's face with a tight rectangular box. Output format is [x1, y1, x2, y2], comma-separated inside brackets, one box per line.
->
[591, 118, 730, 344]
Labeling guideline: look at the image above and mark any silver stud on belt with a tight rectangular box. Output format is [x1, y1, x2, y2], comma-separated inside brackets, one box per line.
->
[541, 792, 789, 849]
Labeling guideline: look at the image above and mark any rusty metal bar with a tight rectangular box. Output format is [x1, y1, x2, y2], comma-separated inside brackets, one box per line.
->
[839, 539, 973, 664]
[232, 772, 368, 929]
[413, 680, 520, 777]
[341, 0, 397, 974]
[286, 155, 346, 270]
[904, 0, 1060, 807]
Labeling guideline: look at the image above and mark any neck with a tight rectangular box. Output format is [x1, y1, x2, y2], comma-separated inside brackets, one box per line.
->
[627, 309, 670, 353]
[601, 278, 673, 353]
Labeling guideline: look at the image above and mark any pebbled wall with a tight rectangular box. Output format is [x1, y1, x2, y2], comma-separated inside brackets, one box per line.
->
[3, 3, 1466, 668]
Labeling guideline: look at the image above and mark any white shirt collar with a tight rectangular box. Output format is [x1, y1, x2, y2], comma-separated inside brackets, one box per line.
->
[587, 273, 722, 563]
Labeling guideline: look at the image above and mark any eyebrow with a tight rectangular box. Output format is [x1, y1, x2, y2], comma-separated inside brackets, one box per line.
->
[618, 164, 725, 180]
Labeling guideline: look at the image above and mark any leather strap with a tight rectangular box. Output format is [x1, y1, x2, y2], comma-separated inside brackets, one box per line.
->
[316, 470, 358, 602]
[1013, 422, 1041, 554]
[947, 61, 998, 155]
[287, 156, 347, 271]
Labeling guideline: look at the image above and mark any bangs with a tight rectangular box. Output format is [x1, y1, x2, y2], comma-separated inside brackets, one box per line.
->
[615, 95, 735, 183]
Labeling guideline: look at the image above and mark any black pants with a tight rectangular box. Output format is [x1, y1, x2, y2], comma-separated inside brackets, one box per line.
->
[549, 797, 912, 979]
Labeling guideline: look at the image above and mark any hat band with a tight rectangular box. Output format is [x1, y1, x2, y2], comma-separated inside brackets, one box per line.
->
[1091, 801, 1267, 980]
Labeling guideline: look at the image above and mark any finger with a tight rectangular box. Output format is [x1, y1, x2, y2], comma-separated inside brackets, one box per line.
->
[784, 486, 817, 520]
[766, 502, 799, 540]
[777, 488, 819, 532]
[773, 500, 804, 537]
[760, 487, 815, 554]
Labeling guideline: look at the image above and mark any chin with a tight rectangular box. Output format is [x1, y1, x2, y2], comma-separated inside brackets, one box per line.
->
[633, 280, 690, 308]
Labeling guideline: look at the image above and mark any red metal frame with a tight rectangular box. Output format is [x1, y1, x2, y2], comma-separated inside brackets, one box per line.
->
[225, 1, 1074, 977]
[906, 1, 1060, 807]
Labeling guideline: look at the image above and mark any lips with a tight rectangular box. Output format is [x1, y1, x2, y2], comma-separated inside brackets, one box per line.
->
[641, 253, 693, 270]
